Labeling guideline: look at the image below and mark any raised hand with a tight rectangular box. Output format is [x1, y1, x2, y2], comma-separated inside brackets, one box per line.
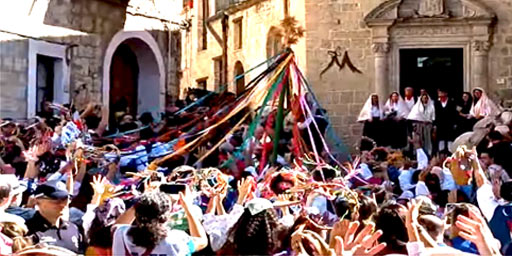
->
[90, 175, 107, 196]
[335, 221, 386, 255]
[329, 219, 350, 248]
[23, 146, 40, 162]
[455, 206, 501, 256]
[405, 198, 422, 242]
[236, 177, 254, 205]
[90, 175, 108, 206]
[193, 146, 208, 160]
[291, 224, 335, 256]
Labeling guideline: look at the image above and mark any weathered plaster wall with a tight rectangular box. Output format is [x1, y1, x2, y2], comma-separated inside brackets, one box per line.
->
[179, 0, 306, 95]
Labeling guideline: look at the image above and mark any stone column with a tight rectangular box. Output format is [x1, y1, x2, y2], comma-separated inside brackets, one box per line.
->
[372, 42, 390, 100]
[472, 40, 490, 91]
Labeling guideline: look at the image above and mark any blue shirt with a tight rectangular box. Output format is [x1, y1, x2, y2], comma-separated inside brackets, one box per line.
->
[488, 205, 512, 252]
[451, 237, 478, 254]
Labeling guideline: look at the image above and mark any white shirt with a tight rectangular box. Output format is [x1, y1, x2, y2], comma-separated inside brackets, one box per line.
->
[415, 181, 430, 197]
[358, 163, 373, 180]
[371, 106, 381, 118]
[0, 212, 25, 226]
[399, 169, 416, 191]
[476, 183, 500, 221]
[202, 204, 244, 252]
[405, 97, 415, 111]
[113, 225, 194, 256]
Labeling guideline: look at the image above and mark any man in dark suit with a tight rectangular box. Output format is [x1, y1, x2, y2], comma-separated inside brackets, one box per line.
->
[434, 89, 457, 153]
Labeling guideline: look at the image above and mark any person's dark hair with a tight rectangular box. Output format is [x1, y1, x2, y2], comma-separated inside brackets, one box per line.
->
[87, 198, 126, 248]
[462, 92, 473, 103]
[488, 130, 503, 142]
[333, 195, 352, 219]
[88, 217, 114, 248]
[359, 137, 376, 152]
[0, 182, 10, 201]
[371, 147, 389, 162]
[358, 194, 377, 222]
[446, 203, 470, 225]
[230, 133, 243, 147]
[312, 167, 337, 182]
[139, 112, 154, 125]
[269, 174, 294, 195]
[118, 122, 138, 133]
[425, 173, 441, 194]
[374, 202, 408, 254]
[371, 186, 389, 205]
[411, 169, 421, 185]
[418, 215, 444, 240]
[228, 208, 284, 255]
[128, 192, 171, 249]
[84, 115, 101, 130]
[433, 190, 449, 208]
[500, 181, 512, 202]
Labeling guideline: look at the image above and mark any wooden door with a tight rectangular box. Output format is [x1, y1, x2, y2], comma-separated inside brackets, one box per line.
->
[109, 43, 139, 124]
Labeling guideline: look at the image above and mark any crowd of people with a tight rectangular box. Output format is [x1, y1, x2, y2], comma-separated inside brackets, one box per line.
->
[0, 81, 511, 256]
[358, 87, 500, 156]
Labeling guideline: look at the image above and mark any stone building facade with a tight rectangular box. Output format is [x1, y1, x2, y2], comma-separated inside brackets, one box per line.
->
[304, 0, 512, 148]
[0, 0, 183, 120]
[2, 0, 511, 150]
[178, 0, 306, 95]
[182, 0, 512, 150]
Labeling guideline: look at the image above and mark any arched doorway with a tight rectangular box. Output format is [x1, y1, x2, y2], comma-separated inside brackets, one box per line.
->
[103, 31, 166, 123]
[109, 44, 139, 124]
[266, 27, 284, 59]
[234, 61, 245, 96]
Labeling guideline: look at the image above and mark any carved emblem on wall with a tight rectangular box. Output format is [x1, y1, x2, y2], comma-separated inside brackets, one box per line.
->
[472, 40, 491, 53]
[371, 43, 390, 54]
[320, 46, 362, 77]
[417, 0, 447, 17]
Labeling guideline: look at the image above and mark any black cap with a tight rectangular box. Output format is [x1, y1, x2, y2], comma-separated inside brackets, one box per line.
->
[34, 180, 69, 200]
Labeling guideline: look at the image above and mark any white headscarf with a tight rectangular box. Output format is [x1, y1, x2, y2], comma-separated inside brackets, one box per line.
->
[407, 94, 435, 122]
[470, 87, 499, 118]
[384, 92, 409, 119]
[358, 94, 382, 122]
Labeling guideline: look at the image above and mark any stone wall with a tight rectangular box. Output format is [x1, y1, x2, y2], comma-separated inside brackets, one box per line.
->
[304, 0, 381, 150]
[486, 0, 512, 107]
[0, 36, 29, 119]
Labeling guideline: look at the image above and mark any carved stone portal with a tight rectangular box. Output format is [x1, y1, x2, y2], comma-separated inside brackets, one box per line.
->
[364, 0, 496, 100]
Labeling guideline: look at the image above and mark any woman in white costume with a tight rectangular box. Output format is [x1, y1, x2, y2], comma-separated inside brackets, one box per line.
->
[383, 92, 409, 149]
[358, 94, 383, 145]
[407, 93, 436, 156]
[470, 87, 499, 120]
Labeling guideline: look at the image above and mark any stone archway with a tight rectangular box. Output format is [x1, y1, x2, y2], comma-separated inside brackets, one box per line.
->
[103, 30, 166, 119]
[364, 0, 496, 100]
